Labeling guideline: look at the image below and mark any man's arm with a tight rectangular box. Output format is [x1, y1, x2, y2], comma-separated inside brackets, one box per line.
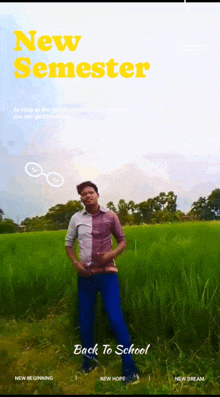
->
[65, 246, 91, 275]
[65, 245, 81, 268]
[65, 215, 90, 276]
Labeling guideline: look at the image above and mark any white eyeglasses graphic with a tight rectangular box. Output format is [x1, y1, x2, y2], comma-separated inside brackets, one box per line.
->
[25, 162, 64, 188]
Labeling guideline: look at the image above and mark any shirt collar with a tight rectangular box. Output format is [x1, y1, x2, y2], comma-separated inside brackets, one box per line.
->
[82, 205, 107, 215]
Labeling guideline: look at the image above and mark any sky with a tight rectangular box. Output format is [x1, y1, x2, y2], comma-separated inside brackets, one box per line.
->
[0, 3, 220, 222]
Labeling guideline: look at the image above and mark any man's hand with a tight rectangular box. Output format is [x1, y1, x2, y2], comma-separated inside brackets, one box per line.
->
[65, 246, 91, 276]
[94, 250, 114, 266]
[94, 241, 126, 267]
[74, 261, 92, 276]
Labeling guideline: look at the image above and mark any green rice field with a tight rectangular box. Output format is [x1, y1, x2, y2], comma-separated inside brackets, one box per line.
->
[0, 221, 218, 351]
[0, 221, 219, 394]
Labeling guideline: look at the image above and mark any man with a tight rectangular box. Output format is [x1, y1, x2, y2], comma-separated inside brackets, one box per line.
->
[65, 181, 139, 384]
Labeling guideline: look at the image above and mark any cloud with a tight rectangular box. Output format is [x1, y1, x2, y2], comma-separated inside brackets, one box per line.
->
[143, 152, 220, 189]
[1, 149, 219, 222]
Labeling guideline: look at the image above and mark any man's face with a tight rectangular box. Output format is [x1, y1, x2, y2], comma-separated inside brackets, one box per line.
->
[80, 186, 99, 207]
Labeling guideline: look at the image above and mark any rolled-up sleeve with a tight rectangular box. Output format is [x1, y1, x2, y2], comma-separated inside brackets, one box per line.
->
[65, 215, 78, 247]
[111, 213, 125, 243]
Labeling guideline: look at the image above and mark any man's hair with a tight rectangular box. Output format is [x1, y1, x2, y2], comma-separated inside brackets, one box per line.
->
[76, 181, 98, 195]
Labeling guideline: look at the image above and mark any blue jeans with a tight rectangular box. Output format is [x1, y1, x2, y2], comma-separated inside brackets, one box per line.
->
[77, 273, 137, 375]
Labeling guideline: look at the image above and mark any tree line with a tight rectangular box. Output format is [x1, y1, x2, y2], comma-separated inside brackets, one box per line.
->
[0, 188, 219, 233]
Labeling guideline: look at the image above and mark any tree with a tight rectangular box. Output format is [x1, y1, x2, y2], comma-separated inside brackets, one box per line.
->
[206, 189, 220, 219]
[127, 200, 136, 214]
[45, 200, 83, 229]
[200, 207, 215, 221]
[117, 199, 130, 225]
[188, 197, 207, 219]
[0, 208, 4, 221]
[137, 199, 155, 223]
[21, 200, 83, 231]
[188, 190, 220, 220]
[65, 200, 84, 218]
[166, 191, 177, 213]
[106, 201, 117, 213]
[207, 188, 220, 206]
[21, 217, 31, 226]
[136, 201, 149, 222]
[152, 196, 162, 212]
[0, 218, 18, 234]
[156, 192, 166, 211]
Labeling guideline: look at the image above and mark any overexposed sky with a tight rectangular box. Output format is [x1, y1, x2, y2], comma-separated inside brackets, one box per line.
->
[0, 3, 220, 220]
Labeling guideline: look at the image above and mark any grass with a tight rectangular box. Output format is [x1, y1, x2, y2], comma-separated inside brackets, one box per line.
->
[0, 305, 218, 395]
[0, 222, 219, 348]
[0, 221, 219, 394]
